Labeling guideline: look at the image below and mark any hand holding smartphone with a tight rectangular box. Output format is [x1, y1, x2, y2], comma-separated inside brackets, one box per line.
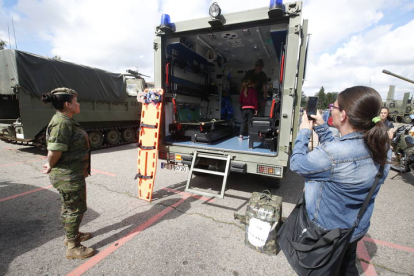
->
[306, 96, 318, 120]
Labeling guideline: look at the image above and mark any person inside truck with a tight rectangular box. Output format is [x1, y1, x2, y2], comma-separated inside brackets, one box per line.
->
[290, 86, 390, 275]
[380, 107, 395, 139]
[242, 59, 268, 117]
[239, 75, 258, 140]
[40, 88, 95, 260]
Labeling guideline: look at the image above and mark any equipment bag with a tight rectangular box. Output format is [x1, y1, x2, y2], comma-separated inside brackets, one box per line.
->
[244, 190, 282, 255]
[277, 166, 384, 275]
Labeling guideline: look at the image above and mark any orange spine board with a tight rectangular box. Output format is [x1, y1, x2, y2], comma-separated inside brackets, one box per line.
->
[137, 89, 164, 202]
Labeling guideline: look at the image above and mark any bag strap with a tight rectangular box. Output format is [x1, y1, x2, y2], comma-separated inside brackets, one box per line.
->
[259, 190, 272, 201]
[353, 165, 384, 228]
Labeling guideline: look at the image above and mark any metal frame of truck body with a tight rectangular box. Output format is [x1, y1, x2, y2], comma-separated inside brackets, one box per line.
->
[154, 2, 308, 178]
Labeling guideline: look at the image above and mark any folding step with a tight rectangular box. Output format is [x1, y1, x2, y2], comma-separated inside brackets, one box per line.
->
[185, 151, 232, 199]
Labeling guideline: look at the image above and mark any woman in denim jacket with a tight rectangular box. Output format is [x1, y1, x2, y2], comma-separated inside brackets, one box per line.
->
[290, 86, 390, 275]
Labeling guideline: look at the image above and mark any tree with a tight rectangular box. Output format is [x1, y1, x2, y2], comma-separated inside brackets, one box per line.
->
[315, 86, 325, 109]
[300, 90, 307, 107]
[0, 36, 7, 50]
[324, 92, 338, 108]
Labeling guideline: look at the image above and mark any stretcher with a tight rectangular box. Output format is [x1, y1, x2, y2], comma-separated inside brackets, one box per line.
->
[173, 119, 233, 144]
[135, 89, 164, 202]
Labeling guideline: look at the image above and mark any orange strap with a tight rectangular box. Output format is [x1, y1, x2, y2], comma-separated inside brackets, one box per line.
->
[270, 99, 276, 118]
[280, 54, 285, 83]
[166, 63, 170, 87]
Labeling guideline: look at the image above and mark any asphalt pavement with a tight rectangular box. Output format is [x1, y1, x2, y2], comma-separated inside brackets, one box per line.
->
[0, 140, 413, 276]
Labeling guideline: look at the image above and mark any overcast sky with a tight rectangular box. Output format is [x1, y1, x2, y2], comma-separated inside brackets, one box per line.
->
[1, 0, 413, 99]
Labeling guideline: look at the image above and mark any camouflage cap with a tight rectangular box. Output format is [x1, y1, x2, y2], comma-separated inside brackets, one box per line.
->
[51, 87, 78, 97]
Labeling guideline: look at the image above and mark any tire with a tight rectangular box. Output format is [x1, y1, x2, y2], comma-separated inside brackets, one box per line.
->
[402, 116, 412, 124]
[105, 129, 121, 145]
[88, 131, 104, 148]
[121, 128, 136, 142]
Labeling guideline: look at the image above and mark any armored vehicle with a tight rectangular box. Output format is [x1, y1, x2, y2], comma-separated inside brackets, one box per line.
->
[382, 69, 414, 123]
[148, 1, 309, 197]
[0, 50, 143, 149]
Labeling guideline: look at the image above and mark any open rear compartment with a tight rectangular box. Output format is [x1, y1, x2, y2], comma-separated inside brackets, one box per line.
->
[163, 22, 288, 157]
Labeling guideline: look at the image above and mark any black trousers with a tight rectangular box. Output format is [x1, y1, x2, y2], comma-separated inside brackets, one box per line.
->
[240, 108, 254, 136]
[340, 239, 360, 276]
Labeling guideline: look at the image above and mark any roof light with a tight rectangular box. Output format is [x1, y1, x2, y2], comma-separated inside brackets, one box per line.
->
[158, 14, 175, 33]
[268, 0, 285, 18]
[209, 2, 221, 19]
[208, 2, 225, 28]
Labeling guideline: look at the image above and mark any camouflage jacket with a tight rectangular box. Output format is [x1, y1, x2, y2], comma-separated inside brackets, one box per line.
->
[46, 112, 90, 191]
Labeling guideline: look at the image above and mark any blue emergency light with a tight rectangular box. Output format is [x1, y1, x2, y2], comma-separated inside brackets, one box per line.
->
[268, 0, 285, 18]
[159, 14, 175, 33]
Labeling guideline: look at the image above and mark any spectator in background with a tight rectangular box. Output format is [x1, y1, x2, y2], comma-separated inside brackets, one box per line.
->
[380, 107, 395, 139]
[242, 59, 268, 116]
[239, 76, 258, 139]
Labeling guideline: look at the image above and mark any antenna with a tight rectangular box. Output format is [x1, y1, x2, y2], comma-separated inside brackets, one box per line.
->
[12, 17, 18, 49]
[8, 24, 11, 48]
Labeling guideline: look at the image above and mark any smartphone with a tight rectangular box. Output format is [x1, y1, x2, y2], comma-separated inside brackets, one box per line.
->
[306, 96, 318, 120]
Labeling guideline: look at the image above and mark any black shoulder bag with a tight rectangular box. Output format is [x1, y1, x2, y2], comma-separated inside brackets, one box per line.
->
[277, 166, 384, 276]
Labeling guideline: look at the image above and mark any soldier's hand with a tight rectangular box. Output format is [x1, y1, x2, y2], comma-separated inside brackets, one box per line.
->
[41, 163, 52, 174]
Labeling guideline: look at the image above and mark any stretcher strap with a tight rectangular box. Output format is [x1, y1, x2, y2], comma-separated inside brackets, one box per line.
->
[137, 143, 156, 150]
[134, 173, 153, 180]
[140, 123, 157, 129]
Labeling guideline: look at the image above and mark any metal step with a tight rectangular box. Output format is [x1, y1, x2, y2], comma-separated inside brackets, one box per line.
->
[185, 151, 232, 199]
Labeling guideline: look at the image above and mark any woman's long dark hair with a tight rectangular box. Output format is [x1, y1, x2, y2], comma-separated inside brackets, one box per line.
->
[41, 92, 74, 110]
[338, 86, 389, 165]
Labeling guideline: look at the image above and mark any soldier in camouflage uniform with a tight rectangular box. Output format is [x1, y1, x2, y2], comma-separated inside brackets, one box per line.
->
[41, 88, 95, 259]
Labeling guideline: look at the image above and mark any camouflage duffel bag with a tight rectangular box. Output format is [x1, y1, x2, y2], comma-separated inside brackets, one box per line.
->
[244, 190, 282, 255]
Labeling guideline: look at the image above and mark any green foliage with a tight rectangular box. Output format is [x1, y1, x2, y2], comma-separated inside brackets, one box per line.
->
[0, 36, 7, 49]
[300, 90, 307, 107]
[301, 87, 339, 109]
[311, 86, 338, 110]
[315, 86, 325, 109]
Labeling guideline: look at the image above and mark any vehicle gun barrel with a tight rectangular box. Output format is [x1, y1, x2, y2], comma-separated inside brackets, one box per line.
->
[382, 69, 414, 85]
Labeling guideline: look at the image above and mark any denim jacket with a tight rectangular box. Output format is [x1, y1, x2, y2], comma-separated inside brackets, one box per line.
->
[290, 123, 390, 242]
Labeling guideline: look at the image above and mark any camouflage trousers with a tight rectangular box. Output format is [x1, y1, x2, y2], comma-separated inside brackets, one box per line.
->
[58, 187, 87, 239]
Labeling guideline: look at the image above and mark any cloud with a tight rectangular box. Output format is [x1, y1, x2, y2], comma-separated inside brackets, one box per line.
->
[1, 0, 413, 101]
[304, 18, 414, 99]
[302, 0, 414, 99]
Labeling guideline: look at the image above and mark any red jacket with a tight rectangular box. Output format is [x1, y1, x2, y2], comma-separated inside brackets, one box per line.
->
[239, 87, 258, 111]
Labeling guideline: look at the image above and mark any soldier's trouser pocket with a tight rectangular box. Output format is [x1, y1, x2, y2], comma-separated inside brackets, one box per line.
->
[58, 188, 87, 239]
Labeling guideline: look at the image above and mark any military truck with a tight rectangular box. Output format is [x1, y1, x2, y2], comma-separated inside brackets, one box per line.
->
[0, 50, 143, 149]
[382, 70, 414, 123]
[150, 1, 308, 197]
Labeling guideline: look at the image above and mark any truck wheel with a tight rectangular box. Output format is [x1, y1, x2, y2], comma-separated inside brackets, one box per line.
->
[122, 128, 136, 142]
[88, 131, 104, 148]
[105, 129, 120, 145]
[402, 116, 413, 124]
